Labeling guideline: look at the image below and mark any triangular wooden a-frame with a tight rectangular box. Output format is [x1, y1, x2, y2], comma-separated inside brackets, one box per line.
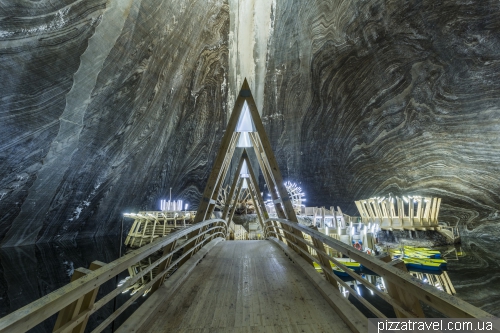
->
[186, 79, 310, 260]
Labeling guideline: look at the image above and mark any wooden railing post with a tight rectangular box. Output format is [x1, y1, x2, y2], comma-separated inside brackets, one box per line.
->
[151, 240, 177, 293]
[53, 261, 105, 333]
[378, 255, 425, 318]
[310, 228, 339, 290]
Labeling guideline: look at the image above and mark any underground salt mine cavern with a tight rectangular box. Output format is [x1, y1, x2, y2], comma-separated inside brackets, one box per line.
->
[1, 1, 500, 332]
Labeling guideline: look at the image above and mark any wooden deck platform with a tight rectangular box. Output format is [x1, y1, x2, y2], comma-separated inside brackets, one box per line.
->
[137, 240, 352, 333]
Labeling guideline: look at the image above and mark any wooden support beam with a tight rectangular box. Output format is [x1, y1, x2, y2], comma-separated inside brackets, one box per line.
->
[192, 86, 246, 225]
[249, 133, 285, 218]
[150, 240, 177, 293]
[204, 132, 240, 220]
[243, 151, 268, 220]
[53, 261, 105, 333]
[247, 137, 285, 243]
[228, 178, 244, 224]
[242, 88, 310, 263]
[310, 227, 339, 289]
[221, 154, 245, 220]
[378, 255, 425, 318]
[245, 174, 264, 230]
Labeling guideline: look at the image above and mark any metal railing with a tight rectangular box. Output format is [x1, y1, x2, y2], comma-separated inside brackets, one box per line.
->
[264, 218, 492, 319]
[0, 219, 228, 333]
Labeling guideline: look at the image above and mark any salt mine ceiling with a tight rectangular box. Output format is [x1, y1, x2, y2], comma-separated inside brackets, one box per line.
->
[1, 0, 499, 245]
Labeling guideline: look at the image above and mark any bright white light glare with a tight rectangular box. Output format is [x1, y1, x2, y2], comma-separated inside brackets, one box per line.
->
[160, 198, 184, 211]
[185, 203, 188, 210]
[235, 101, 256, 132]
[236, 131, 253, 147]
[240, 160, 250, 178]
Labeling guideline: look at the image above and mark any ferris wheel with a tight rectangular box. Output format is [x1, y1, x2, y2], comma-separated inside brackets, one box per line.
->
[284, 181, 305, 211]
[265, 181, 305, 213]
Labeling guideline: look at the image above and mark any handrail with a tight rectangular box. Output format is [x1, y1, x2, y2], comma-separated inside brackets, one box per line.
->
[0, 219, 228, 333]
[266, 226, 414, 318]
[264, 218, 493, 319]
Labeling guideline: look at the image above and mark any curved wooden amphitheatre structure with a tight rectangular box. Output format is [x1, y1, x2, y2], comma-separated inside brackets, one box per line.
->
[0, 80, 493, 333]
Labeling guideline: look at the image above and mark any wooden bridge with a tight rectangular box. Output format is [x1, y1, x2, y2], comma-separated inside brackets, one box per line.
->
[0, 80, 493, 333]
[0, 218, 492, 333]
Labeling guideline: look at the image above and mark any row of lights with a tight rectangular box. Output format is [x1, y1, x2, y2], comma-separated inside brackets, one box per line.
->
[366, 195, 430, 204]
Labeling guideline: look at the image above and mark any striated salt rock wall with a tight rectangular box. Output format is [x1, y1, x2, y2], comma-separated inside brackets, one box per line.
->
[1, 0, 500, 245]
[262, 0, 500, 238]
[0, 0, 229, 245]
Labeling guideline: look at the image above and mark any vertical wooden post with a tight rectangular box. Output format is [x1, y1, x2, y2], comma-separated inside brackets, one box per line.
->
[321, 207, 326, 228]
[378, 255, 425, 318]
[151, 240, 177, 292]
[53, 261, 105, 333]
[310, 228, 340, 290]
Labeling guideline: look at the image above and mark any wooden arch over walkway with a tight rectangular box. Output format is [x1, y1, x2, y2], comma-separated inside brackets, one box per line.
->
[184, 79, 311, 263]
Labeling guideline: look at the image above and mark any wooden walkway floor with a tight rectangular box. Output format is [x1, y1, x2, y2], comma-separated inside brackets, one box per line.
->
[139, 240, 352, 333]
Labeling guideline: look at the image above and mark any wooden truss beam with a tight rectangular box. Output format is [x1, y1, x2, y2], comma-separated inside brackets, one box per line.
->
[192, 79, 310, 263]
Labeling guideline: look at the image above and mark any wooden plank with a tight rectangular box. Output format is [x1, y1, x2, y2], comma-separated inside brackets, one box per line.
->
[116, 238, 225, 333]
[138, 241, 353, 333]
[269, 238, 367, 333]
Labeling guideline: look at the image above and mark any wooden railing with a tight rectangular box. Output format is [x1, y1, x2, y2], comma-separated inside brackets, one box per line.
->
[0, 219, 228, 333]
[264, 218, 493, 319]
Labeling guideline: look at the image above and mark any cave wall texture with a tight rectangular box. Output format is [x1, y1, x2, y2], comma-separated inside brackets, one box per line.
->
[1, 0, 500, 245]
[0, 0, 229, 246]
[262, 0, 500, 239]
